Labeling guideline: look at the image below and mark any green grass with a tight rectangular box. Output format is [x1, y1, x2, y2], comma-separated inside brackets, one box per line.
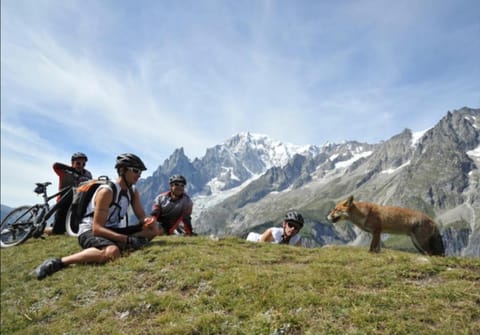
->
[1, 235, 479, 335]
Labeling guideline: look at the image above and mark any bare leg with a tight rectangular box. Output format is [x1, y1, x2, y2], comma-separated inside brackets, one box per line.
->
[61, 245, 121, 265]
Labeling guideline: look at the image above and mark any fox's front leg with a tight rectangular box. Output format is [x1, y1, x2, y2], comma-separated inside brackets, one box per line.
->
[369, 229, 382, 253]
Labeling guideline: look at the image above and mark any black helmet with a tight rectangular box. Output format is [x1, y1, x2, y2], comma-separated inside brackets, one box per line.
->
[169, 174, 187, 185]
[285, 210, 304, 229]
[71, 152, 88, 162]
[115, 153, 147, 170]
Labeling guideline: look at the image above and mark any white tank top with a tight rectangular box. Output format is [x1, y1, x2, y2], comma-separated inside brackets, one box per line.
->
[246, 228, 301, 245]
[78, 181, 133, 235]
[271, 227, 301, 245]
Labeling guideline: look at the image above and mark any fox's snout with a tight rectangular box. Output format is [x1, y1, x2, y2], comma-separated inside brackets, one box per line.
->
[328, 197, 354, 223]
[327, 211, 341, 223]
[328, 215, 340, 223]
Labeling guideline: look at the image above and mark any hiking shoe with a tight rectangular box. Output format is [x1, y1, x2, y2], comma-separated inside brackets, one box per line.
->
[35, 258, 64, 280]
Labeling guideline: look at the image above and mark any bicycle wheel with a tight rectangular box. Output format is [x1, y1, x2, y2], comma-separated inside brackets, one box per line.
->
[0, 206, 36, 248]
[65, 204, 80, 237]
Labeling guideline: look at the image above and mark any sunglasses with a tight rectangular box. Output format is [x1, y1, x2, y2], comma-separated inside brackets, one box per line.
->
[126, 167, 142, 174]
[286, 221, 300, 230]
[172, 182, 185, 187]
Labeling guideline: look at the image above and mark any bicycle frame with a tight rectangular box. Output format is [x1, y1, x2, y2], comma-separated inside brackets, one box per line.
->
[30, 183, 73, 235]
[1, 182, 75, 247]
[42, 185, 72, 221]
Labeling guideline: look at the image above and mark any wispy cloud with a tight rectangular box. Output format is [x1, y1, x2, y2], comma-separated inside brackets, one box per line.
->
[1, 0, 479, 206]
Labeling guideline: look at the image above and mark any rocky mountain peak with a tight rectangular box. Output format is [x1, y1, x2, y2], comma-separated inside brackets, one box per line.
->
[136, 107, 480, 257]
[221, 132, 320, 169]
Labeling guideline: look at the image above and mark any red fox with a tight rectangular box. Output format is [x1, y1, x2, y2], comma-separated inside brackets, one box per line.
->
[327, 195, 445, 256]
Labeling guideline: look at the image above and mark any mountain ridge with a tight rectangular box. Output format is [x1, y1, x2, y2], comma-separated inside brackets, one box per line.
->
[137, 107, 479, 257]
[2, 107, 479, 257]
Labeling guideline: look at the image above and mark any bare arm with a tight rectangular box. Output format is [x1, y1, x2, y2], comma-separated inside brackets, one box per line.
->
[91, 188, 129, 244]
[259, 228, 274, 243]
[131, 189, 162, 238]
[131, 188, 146, 223]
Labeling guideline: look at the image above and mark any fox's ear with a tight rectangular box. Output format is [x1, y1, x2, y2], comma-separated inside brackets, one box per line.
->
[346, 195, 354, 207]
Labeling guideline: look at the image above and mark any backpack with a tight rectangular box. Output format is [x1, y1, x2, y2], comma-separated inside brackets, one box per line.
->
[66, 176, 134, 236]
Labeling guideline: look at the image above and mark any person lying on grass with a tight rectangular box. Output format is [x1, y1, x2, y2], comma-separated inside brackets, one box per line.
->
[246, 210, 304, 246]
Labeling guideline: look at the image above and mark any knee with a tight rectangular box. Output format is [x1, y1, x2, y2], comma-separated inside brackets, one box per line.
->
[101, 246, 121, 262]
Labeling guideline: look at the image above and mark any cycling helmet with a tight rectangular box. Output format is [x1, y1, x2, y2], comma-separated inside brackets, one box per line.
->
[71, 152, 88, 162]
[169, 174, 187, 185]
[115, 153, 147, 170]
[285, 210, 304, 229]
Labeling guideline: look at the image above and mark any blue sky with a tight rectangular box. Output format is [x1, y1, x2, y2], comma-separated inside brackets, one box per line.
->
[1, 0, 479, 207]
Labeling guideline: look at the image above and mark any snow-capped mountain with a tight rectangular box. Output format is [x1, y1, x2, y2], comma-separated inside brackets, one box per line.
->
[196, 132, 321, 193]
[137, 132, 322, 210]
[138, 107, 479, 257]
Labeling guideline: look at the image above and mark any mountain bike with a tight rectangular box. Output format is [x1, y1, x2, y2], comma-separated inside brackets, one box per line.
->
[0, 182, 73, 248]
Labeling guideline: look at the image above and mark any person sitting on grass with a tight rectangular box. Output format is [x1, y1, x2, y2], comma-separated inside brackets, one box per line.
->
[34, 153, 160, 280]
[150, 174, 195, 236]
[246, 210, 305, 246]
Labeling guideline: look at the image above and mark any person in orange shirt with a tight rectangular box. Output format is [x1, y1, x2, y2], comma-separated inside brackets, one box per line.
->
[44, 152, 93, 235]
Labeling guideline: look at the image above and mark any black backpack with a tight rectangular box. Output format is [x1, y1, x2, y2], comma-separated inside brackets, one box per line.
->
[66, 176, 134, 236]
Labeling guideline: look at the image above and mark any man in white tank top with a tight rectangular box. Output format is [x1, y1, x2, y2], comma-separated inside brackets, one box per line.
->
[246, 210, 305, 246]
[35, 153, 161, 280]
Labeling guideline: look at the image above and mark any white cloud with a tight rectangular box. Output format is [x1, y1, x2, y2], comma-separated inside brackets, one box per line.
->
[1, 0, 479, 207]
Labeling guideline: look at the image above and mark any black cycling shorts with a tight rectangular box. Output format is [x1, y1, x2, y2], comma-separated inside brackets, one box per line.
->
[78, 230, 122, 250]
[78, 225, 143, 250]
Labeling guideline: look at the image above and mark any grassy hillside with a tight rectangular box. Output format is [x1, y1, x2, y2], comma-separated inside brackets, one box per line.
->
[1, 235, 479, 335]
